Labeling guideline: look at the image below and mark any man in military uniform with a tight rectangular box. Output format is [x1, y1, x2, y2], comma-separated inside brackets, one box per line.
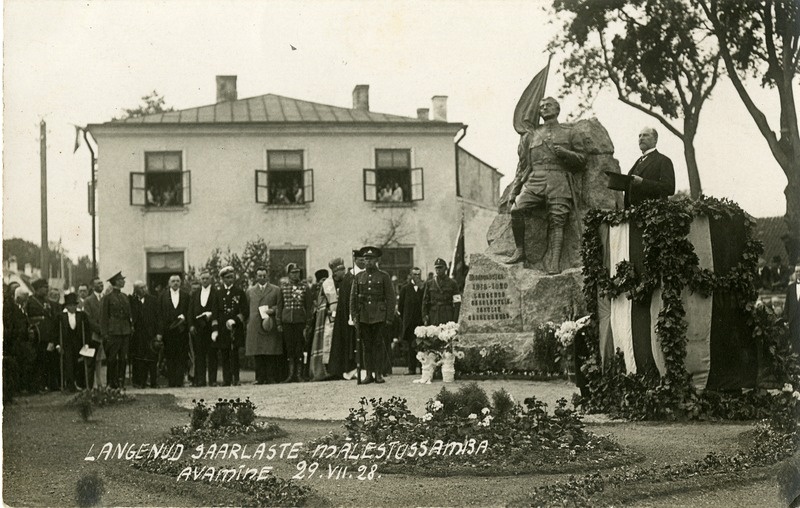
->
[349, 246, 395, 384]
[212, 266, 248, 386]
[422, 258, 461, 326]
[276, 263, 313, 383]
[100, 271, 132, 388]
[506, 97, 586, 274]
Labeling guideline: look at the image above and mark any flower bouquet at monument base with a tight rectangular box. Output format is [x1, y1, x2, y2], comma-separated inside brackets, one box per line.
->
[414, 322, 464, 383]
[554, 315, 591, 376]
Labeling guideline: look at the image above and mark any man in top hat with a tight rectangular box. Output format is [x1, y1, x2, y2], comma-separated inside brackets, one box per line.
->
[422, 258, 461, 326]
[276, 262, 313, 383]
[212, 266, 248, 386]
[505, 97, 586, 274]
[245, 266, 281, 384]
[349, 246, 396, 384]
[328, 251, 360, 379]
[624, 127, 675, 208]
[100, 271, 133, 389]
[59, 292, 91, 391]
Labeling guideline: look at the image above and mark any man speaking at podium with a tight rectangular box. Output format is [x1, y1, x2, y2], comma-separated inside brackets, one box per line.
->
[624, 127, 675, 208]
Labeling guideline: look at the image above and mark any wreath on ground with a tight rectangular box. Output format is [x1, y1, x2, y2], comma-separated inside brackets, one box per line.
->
[578, 196, 799, 421]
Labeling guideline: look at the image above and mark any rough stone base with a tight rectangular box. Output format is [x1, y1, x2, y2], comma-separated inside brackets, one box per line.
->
[458, 252, 586, 371]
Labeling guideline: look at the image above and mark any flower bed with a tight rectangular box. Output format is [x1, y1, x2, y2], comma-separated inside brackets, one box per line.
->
[304, 383, 633, 476]
[132, 397, 310, 507]
[66, 386, 135, 408]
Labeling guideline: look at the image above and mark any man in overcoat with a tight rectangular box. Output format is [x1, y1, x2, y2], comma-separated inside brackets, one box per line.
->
[245, 267, 281, 384]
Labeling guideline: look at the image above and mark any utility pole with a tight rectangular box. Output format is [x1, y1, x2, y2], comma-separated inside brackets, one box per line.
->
[40, 120, 49, 280]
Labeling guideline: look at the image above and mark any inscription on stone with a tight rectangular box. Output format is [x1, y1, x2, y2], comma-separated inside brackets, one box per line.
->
[467, 273, 512, 321]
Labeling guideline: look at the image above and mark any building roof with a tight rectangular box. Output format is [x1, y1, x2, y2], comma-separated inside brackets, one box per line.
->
[754, 216, 789, 263]
[99, 93, 441, 126]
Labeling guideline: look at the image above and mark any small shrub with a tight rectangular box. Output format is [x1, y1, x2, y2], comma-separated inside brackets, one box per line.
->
[235, 398, 257, 426]
[67, 387, 135, 408]
[209, 403, 235, 429]
[435, 383, 491, 418]
[75, 471, 104, 507]
[492, 388, 517, 421]
[190, 399, 211, 430]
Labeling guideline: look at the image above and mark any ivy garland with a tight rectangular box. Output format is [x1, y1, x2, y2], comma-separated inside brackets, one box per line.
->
[578, 196, 783, 419]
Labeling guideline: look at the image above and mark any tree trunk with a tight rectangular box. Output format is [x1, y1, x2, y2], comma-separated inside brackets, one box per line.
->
[682, 122, 702, 198]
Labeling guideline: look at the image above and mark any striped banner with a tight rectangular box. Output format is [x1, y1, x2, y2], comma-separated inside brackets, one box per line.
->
[595, 215, 755, 390]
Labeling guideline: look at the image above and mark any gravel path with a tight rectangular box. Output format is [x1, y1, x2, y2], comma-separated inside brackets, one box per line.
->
[127, 368, 612, 422]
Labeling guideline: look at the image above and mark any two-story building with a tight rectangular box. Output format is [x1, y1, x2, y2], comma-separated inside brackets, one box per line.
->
[88, 76, 501, 289]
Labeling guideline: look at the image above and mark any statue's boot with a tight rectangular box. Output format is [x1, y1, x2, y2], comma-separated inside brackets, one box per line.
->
[505, 215, 526, 264]
[544, 226, 564, 275]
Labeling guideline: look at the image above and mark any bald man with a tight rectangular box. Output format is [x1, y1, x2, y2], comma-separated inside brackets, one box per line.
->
[625, 127, 675, 208]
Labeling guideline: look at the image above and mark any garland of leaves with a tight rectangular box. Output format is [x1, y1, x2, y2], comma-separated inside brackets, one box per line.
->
[579, 196, 792, 419]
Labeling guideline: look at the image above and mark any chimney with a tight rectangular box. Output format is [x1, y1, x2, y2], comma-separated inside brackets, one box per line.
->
[8, 256, 17, 273]
[216, 75, 238, 103]
[416, 108, 429, 121]
[431, 96, 448, 121]
[24, 263, 32, 276]
[352, 85, 370, 111]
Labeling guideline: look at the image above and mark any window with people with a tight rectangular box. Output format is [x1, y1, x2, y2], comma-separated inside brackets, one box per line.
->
[363, 149, 424, 203]
[256, 150, 314, 206]
[130, 151, 191, 207]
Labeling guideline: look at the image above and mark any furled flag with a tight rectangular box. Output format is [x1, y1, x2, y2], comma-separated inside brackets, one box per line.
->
[449, 217, 467, 292]
[513, 55, 552, 135]
[73, 125, 84, 153]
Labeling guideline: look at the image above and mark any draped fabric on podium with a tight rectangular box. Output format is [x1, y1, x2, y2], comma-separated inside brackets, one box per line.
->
[595, 215, 755, 390]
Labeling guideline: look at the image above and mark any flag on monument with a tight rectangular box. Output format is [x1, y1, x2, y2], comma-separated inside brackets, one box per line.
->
[513, 55, 552, 135]
[450, 219, 467, 292]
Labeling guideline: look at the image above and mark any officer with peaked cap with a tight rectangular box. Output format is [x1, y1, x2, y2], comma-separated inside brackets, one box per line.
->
[100, 271, 132, 388]
[422, 258, 461, 326]
[349, 246, 395, 384]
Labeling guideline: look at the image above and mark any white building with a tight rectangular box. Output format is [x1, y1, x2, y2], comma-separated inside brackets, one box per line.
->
[88, 77, 501, 288]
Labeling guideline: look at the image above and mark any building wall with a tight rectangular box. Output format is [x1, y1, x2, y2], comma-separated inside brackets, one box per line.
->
[457, 147, 502, 209]
[93, 128, 478, 281]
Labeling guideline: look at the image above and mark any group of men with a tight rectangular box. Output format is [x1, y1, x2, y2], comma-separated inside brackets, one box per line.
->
[1, 246, 462, 400]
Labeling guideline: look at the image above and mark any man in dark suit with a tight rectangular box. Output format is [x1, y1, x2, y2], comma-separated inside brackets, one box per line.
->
[130, 281, 160, 388]
[398, 267, 424, 375]
[212, 266, 248, 386]
[82, 277, 105, 387]
[59, 292, 91, 391]
[155, 274, 191, 387]
[783, 264, 800, 354]
[188, 270, 217, 387]
[27, 278, 54, 392]
[625, 127, 675, 208]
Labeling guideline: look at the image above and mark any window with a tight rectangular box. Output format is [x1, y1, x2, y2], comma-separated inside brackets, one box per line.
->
[364, 149, 423, 203]
[255, 150, 314, 205]
[146, 251, 184, 293]
[267, 248, 306, 285]
[379, 247, 414, 282]
[131, 152, 191, 207]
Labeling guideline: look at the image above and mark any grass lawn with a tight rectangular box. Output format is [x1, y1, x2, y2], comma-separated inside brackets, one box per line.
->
[2, 391, 792, 507]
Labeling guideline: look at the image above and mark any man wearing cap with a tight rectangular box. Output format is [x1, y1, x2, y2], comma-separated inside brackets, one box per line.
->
[245, 267, 281, 384]
[27, 278, 55, 391]
[422, 259, 461, 326]
[59, 293, 90, 391]
[188, 270, 218, 387]
[277, 263, 313, 383]
[100, 272, 133, 389]
[349, 246, 396, 384]
[82, 277, 105, 388]
[505, 97, 586, 274]
[130, 281, 160, 388]
[328, 251, 360, 379]
[212, 266, 248, 386]
[155, 274, 191, 387]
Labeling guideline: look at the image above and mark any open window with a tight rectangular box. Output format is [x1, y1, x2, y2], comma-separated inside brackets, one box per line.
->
[130, 151, 190, 207]
[257, 150, 313, 205]
[364, 149, 423, 203]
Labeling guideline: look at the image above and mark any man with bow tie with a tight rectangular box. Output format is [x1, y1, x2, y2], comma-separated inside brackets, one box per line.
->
[625, 127, 675, 208]
[59, 292, 91, 391]
[783, 264, 800, 354]
[155, 274, 191, 387]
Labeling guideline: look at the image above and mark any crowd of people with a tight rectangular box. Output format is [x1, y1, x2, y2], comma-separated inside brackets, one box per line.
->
[377, 181, 406, 202]
[757, 255, 794, 292]
[1, 247, 462, 402]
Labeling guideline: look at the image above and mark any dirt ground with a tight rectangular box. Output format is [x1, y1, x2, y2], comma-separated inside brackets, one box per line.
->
[1, 372, 791, 507]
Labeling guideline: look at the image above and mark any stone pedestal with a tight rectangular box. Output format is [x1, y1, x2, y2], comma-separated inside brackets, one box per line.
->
[458, 253, 585, 371]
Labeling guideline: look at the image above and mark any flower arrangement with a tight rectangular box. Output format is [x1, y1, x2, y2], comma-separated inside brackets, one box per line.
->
[414, 322, 464, 383]
[554, 315, 591, 374]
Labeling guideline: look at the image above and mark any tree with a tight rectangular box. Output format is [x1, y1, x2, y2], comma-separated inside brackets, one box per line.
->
[115, 90, 174, 120]
[550, 0, 721, 197]
[241, 238, 270, 282]
[696, 0, 800, 263]
[361, 213, 410, 248]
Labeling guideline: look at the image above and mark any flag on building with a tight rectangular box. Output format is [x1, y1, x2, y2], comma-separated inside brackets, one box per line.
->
[73, 125, 84, 153]
[595, 215, 756, 391]
[450, 218, 467, 292]
[513, 55, 552, 135]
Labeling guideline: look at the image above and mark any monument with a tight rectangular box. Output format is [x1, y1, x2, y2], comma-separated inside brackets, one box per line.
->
[458, 104, 621, 370]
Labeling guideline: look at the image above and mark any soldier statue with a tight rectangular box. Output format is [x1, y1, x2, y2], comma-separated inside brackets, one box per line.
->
[505, 97, 586, 274]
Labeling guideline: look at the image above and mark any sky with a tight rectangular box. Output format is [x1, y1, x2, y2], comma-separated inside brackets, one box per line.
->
[2, 0, 792, 261]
